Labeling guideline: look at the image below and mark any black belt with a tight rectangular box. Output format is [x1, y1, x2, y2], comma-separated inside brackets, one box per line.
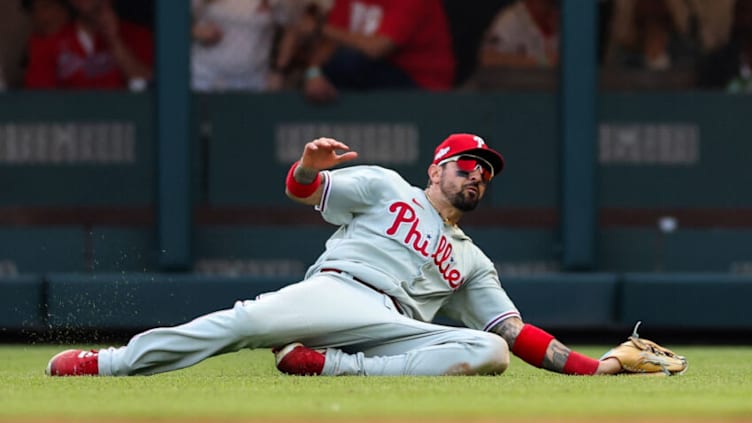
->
[320, 268, 404, 314]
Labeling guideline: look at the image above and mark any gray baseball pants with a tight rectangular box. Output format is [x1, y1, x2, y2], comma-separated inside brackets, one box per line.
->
[97, 272, 509, 376]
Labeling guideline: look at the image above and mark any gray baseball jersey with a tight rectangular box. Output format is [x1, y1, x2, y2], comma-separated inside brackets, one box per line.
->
[309, 165, 520, 329]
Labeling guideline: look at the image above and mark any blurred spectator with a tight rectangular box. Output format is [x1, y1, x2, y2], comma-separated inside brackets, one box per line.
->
[301, 0, 455, 103]
[478, 0, 560, 69]
[23, 0, 72, 36]
[670, 0, 735, 53]
[278, 2, 333, 89]
[24, 0, 154, 90]
[113, 0, 153, 28]
[697, 0, 752, 93]
[608, 0, 735, 57]
[191, 0, 306, 92]
[442, 0, 512, 86]
[603, 0, 698, 71]
[0, 1, 34, 90]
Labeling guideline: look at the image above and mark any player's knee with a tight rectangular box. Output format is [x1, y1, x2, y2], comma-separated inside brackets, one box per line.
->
[484, 334, 510, 374]
[472, 333, 509, 375]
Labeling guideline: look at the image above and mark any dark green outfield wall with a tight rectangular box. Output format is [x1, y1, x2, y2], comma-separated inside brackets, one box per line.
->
[1, 92, 751, 275]
[2, 273, 751, 335]
[2, 92, 752, 337]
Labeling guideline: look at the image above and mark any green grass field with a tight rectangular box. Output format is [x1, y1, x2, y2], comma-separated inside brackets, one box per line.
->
[1, 344, 751, 422]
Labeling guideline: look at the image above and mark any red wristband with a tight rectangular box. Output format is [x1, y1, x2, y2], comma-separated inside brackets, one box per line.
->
[562, 351, 599, 375]
[286, 161, 321, 198]
[511, 324, 554, 367]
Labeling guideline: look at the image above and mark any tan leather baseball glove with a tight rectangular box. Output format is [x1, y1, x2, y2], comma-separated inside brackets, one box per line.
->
[600, 321, 688, 376]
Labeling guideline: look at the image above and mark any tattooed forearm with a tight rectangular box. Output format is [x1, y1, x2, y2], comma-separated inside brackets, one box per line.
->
[490, 318, 573, 373]
[489, 318, 523, 349]
[542, 339, 572, 372]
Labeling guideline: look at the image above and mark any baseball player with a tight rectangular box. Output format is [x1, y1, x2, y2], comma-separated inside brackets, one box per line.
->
[46, 134, 687, 377]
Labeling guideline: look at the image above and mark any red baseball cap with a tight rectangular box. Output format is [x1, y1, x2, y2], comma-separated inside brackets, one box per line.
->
[432, 133, 505, 177]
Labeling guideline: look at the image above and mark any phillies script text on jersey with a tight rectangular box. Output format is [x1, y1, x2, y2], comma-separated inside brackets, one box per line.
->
[386, 201, 464, 289]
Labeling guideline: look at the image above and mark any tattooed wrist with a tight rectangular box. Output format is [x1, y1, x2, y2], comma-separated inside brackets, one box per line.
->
[294, 165, 319, 184]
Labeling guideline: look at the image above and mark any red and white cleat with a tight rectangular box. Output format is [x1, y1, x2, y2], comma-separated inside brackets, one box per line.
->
[274, 343, 325, 375]
[45, 349, 100, 376]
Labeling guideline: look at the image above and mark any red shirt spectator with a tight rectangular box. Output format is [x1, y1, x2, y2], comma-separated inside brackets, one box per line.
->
[24, 1, 153, 90]
[326, 0, 455, 90]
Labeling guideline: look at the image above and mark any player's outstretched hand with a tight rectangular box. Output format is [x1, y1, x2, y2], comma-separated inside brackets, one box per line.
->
[300, 137, 358, 171]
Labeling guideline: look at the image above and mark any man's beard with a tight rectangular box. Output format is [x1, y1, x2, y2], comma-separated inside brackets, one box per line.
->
[441, 181, 480, 212]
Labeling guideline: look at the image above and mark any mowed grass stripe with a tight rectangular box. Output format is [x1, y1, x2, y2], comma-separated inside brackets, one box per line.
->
[0, 345, 750, 420]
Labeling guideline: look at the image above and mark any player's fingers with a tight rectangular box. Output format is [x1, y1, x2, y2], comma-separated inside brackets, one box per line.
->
[336, 151, 358, 162]
[329, 140, 351, 151]
[312, 138, 351, 153]
[305, 143, 319, 151]
[310, 137, 336, 147]
[303, 139, 356, 169]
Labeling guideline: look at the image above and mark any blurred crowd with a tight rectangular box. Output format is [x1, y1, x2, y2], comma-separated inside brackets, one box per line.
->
[0, 0, 750, 95]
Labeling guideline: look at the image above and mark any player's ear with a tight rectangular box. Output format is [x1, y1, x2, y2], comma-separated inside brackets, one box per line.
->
[428, 164, 442, 183]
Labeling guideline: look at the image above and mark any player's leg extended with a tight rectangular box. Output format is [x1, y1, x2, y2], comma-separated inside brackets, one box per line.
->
[95, 272, 503, 376]
[97, 274, 359, 376]
[96, 306, 258, 376]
